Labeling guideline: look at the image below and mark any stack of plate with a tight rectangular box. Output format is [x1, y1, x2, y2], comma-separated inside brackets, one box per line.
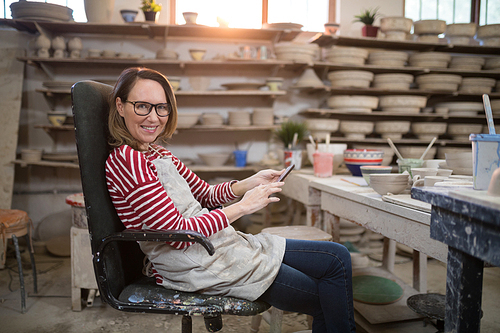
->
[228, 111, 251, 126]
[445, 23, 477, 45]
[327, 95, 379, 113]
[459, 77, 496, 94]
[409, 52, 452, 68]
[434, 101, 483, 116]
[201, 113, 224, 126]
[252, 108, 274, 126]
[274, 42, 318, 62]
[367, 51, 409, 67]
[327, 70, 373, 88]
[476, 24, 500, 46]
[378, 95, 428, 113]
[449, 56, 485, 71]
[373, 73, 414, 90]
[415, 74, 462, 91]
[10, 1, 73, 22]
[323, 46, 369, 66]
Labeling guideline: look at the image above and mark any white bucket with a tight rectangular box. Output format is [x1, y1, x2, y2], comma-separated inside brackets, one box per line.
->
[470, 133, 500, 190]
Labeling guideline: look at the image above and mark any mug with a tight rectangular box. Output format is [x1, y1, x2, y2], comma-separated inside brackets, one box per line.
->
[413, 176, 447, 187]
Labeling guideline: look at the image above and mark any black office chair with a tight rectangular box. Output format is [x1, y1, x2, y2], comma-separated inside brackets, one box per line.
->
[71, 80, 270, 332]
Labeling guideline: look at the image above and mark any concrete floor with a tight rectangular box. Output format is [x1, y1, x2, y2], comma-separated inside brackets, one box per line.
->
[1, 245, 500, 332]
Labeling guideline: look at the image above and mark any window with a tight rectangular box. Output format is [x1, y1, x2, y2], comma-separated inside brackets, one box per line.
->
[405, 0, 500, 24]
[480, 0, 500, 24]
[3, 0, 86, 22]
[267, 0, 328, 32]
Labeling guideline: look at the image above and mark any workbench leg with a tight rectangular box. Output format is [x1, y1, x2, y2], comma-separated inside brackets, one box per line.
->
[382, 238, 396, 273]
[323, 212, 340, 243]
[72, 287, 82, 311]
[306, 205, 321, 229]
[269, 307, 283, 333]
[445, 247, 483, 333]
[412, 250, 427, 292]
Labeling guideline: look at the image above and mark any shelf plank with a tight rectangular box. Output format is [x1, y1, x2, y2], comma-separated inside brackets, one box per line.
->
[175, 90, 286, 97]
[188, 165, 261, 172]
[312, 34, 500, 55]
[34, 124, 74, 131]
[13, 159, 79, 169]
[0, 19, 301, 42]
[177, 125, 278, 131]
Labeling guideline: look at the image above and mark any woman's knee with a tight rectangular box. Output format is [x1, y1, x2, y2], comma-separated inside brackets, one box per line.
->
[326, 242, 352, 274]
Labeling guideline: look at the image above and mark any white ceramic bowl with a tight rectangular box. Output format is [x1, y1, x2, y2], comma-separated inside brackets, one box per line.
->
[477, 24, 500, 39]
[198, 153, 231, 167]
[340, 121, 374, 139]
[177, 113, 201, 128]
[189, 49, 206, 61]
[447, 124, 483, 139]
[306, 143, 347, 170]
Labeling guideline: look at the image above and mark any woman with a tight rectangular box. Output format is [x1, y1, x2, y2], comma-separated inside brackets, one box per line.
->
[105, 67, 355, 333]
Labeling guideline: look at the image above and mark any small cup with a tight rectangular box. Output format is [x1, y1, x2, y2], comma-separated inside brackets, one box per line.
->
[266, 77, 284, 91]
[233, 150, 247, 167]
[413, 176, 447, 187]
[397, 158, 424, 176]
[313, 152, 334, 178]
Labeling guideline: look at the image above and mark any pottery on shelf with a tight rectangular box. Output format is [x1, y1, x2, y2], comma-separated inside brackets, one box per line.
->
[51, 36, 66, 58]
[84, 0, 115, 23]
[34, 34, 51, 58]
[120, 9, 138, 23]
[189, 49, 206, 61]
[183, 12, 198, 24]
[67, 37, 83, 58]
[328, 70, 374, 88]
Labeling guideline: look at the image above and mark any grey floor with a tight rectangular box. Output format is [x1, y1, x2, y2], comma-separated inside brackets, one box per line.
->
[1, 246, 500, 332]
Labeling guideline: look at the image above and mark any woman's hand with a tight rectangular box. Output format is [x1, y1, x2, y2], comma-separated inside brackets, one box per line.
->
[223, 181, 284, 223]
[231, 168, 285, 196]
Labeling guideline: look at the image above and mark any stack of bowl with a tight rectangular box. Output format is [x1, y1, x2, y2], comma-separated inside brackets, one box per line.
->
[339, 121, 374, 139]
[459, 77, 496, 94]
[445, 151, 473, 175]
[323, 46, 368, 66]
[447, 124, 483, 141]
[485, 57, 500, 70]
[177, 113, 201, 128]
[476, 24, 500, 46]
[415, 74, 462, 91]
[201, 113, 224, 126]
[306, 143, 347, 172]
[378, 95, 428, 113]
[449, 56, 485, 71]
[198, 153, 231, 167]
[252, 108, 274, 126]
[327, 70, 373, 88]
[433, 101, 483, 117]
[372, 73, 414, 90]
[228, 111, 251, 126]
[274, 42, 319, 62]
[305, 118, 340, 141]
[413, 20, 446, 43]
[343, 149, 384, 176]
[367, 51, 409, 67]
[374, 121, 411, 140]
[369, 173, 410, 195]
[327, 95, 379, 113]
[411, 122, 447, 140]
[409, 52, 451, 68]
[360, 165, 393, 185]
[353, 144, 395, 166]
[156, 48, 179, 60]
[294, 68, 324, 88]
[380, 17, 413, 41]
[445, 23, 477, 45]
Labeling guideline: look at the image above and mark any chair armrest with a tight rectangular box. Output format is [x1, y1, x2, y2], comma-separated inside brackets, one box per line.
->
[97, 229, 215, 256]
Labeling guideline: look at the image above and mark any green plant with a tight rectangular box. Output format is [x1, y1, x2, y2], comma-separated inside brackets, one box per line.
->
[353, 7, 380, 26]
[141, 0, 162, 12]
[274, 121, 308, 149]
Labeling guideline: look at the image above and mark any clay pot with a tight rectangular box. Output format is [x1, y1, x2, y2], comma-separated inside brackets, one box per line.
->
[362, 25, 379, 37]
[144, 11, 159, 23]
[84, 0, 115, 23]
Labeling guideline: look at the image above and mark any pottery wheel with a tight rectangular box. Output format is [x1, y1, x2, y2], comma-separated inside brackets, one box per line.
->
[352, 275, 403, 305]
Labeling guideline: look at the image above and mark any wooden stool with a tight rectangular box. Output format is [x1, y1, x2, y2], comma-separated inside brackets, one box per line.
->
[251, 225, 333, 333]
[407, 293, 445, 332]
[0, 209, 38, 313]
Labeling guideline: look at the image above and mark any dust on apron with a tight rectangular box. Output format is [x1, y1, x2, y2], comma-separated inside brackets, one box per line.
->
[139, 154, 285, 301]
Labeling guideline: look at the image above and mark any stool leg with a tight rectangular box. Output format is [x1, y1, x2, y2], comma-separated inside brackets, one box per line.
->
[12, 235, 26, 314]
[25, 233, 37, 294]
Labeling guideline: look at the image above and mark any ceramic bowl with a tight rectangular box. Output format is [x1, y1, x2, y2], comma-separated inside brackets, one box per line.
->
[414, 20, 446, 35]
[343, 149, 384, 176]
[353, 145, 395, 166]
[340, 121, 374, 139]
[189, 49, 206, 61]
[21, 149, 43, 162]
[156, 48, 179, 60]
[198, 153, 231, 167]
[411, 122, 447, 140]
[327, 95, 379, 109]
[398, 146, 437, 160]
[168, 76, 181, 91]
[369, 174, 410, 195]
[306, 143, 347, 170]
[120, 9, 138, 23]
[360, 166, 393, 185]
[380, 17, 413, 33]
[445, 152, 473, 168]
[445, 23, 477, 37]
[305, 118, 340, 132]
[189, 76, 211, 91]
[183, 12, 198, 24]
[177, 113, 201, 128]
[477, 24, 500, 39]
[447, 124, 483, 140]
[47, 111, 67, 126]
[378, 95, 427, 108]
[375, 121, 411, 140]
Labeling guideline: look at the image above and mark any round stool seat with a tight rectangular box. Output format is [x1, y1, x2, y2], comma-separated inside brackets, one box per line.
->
[0, 209, 30, 239]
[407, 293, 445, 321]
[261, 225, 332, 241]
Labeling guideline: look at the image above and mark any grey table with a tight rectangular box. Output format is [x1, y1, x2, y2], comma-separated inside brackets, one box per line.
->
[412, 186, 500, 333]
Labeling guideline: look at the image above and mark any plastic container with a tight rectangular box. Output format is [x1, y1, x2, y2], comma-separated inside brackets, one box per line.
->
[313, 152, 333, 177]
[233, 150, 247, 167]
[397, 158, 424, 177]
[284, 149, 302, 170]
[470, 133, 500, 190]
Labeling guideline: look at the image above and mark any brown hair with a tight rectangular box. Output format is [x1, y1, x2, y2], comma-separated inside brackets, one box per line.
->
[108, 67, 178, 150]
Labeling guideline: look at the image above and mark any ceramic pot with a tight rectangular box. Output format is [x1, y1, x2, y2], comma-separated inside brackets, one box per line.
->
[84, 0, 115, 23]
[362, 25, 379, 37]
[144, 11, 159, 23]
[67, 37, 83, 58]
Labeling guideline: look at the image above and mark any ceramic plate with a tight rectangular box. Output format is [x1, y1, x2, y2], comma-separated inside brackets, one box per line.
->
[221, 83, 264, 90]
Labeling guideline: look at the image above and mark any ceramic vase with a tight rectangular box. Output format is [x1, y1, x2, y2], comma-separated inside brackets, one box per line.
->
[84, 0, 115, 23]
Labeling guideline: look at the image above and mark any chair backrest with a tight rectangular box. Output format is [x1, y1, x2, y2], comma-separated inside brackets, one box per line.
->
[71, 80, 144, 296]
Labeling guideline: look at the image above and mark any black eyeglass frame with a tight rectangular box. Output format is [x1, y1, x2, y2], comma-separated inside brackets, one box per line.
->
[125, 100, 172, 117]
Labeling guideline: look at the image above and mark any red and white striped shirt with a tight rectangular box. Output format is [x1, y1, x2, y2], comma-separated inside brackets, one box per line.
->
[105, 144, 237, 249]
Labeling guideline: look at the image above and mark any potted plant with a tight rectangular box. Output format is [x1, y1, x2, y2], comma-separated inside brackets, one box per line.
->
[141, 0, 162, 22]
[354, 7, 380, 37]
[274, 120, 308, 169]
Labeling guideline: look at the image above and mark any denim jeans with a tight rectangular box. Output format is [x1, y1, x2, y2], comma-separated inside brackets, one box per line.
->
[258, 239, 356, 333]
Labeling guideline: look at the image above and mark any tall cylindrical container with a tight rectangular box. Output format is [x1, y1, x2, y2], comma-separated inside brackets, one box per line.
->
[470, 133, 500, 190]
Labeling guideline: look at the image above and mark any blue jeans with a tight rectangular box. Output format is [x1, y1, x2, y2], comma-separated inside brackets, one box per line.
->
[258, 239, 356, 333]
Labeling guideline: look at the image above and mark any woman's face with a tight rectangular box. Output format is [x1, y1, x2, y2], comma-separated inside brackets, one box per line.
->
[116, 78, 168, 150]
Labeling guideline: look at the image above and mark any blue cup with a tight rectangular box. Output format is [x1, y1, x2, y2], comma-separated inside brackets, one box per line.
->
[234, 150, 247, 167]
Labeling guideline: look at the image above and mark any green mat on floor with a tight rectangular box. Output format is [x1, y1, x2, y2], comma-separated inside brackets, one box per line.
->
[352, 275, 403, 305]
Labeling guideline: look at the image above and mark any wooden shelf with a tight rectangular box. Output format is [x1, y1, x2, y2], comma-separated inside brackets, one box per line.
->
[177, 125, 278, 132]
[312, 34, 500, 55]
[188, 165, 262, 172]
[0, 19, 302, 42]
[34, 124, 74, 132]
[13, 159, 79, 169]
[175, 90, 286, 97]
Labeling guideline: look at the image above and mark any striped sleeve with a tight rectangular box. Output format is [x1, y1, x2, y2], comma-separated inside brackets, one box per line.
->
[105, 145, 230, 248]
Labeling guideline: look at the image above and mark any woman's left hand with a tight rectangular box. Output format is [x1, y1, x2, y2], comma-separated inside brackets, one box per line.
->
[231, 168, 285, 196]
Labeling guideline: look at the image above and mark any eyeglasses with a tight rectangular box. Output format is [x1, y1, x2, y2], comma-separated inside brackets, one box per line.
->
[125, 100, 172, 117]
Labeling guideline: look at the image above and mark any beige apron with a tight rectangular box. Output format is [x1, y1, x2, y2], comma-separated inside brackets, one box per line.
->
[139, 155, 285, 301]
